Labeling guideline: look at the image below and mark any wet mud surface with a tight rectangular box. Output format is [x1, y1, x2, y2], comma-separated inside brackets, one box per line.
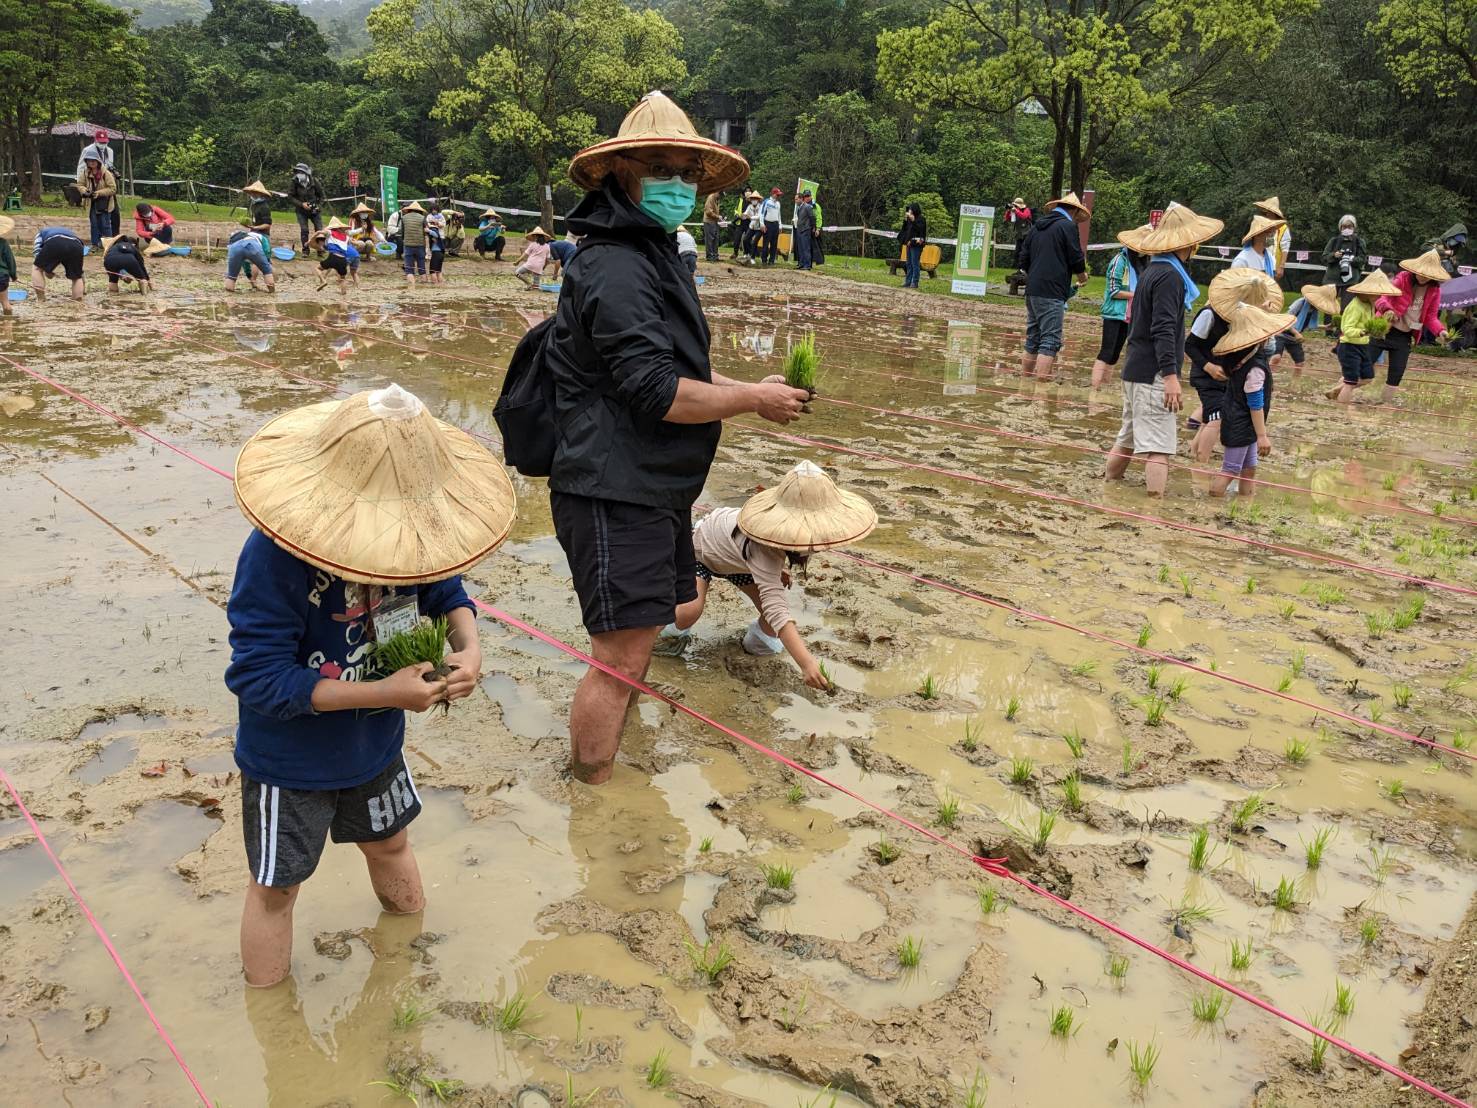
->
[2, 251, 1476, 1106]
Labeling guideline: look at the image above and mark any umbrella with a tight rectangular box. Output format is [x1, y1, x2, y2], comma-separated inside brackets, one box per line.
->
[1441, 272, 1477, 311]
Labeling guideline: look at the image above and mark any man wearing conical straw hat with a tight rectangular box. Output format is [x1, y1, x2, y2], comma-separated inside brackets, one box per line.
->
[550, 91, 809, 784]
[655, 462, 878, 686]
[1232, 214, 1285, 279]
[225, 384, 516, 986]
[1104, 203, 1224, 496]
[1206, 303, 1295, 499]
[1369, 249, 1452, 403]
[1253, 197, 1292, 279]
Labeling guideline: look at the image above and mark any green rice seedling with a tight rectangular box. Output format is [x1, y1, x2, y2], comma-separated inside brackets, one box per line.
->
[1071, 658, 1098, 677]
[1308, 1018, 1333, 1072]
[1443, 663, 1475, 693]
[1279, 601, 1296, 619]
[1140, 694, 1168, 726]
[917, 674, 941, 701]
[1276, 671, 1294, 693]
[1230, 793, 1264, 834]
[1005, 694, 1022, 721]
[392, 997, 434, 1030]
[1157, 565, 1170, 584]
[817, 660, 833, 689]
[1392, 682, 1412, 709]
[1289, 649, 1307, 678]
[1271, 876, 1298, 912]
[782, 332, 819, 393]
[1302, 826, 1335, 869]
[1136, 623, 1153, 648]
[1107, 954, 1130, 983]
[797, 1087, 838, 1108]
[1333, 979, 1356, 1019]
[960, 1069, 988, 1108]
[564, 1073, 599, 1108]
[1191, 990, 1231, 1023]
[1187, 824, 1212, 872]
[1178, 571, 1194, 598]
[786, 782, 805, 804]
[935, 794, 962, 829]
[896, 935, 923, 969]
[1381, 778, 1405, 801]
[422, 1077, 465, 1103]
[1369, 701, 1385, 723]
[1029, 808, 1057, 853]
[370, 615, 450, 679]
[1381, 472, 1398, 492]
[1062, 725, 1086, 759]
[1395, 593, 1426, 627]
[1061, 771, 1084, 813]
[777, 990, 809, 1033]
[573, 1003, 584, 1046]
[1229, 937, 1254, 971]
[493, 989, 536, 1033]
[686, 938, 736, 984]
[1452, 731, 1473, 752]
[1121, 738, 1137, 776]
[977, 883, 1007, 916]
[1166, 673, 1190, 700]
[644, 1048, 673, 1088]
[961, 718, 980, 753]
[1365, 611, 1392, 639]
[873, 834, 901, 865]
[1244, 576, 1258, 594]
[1168, 894, 1218, 928]
[1049, 1004, 1078, 1038]
[1362, 843, 1397, 885]
[1367, 315, 1392, 339]
[698, 836, 713, 854]
[1359, 916, 1381, 946]
[1314, 584, 1345, 607]
[1126, 1039, 1161, 1088]
[1009, 755, 1034, 785]
[1146, 662, 1162, 690]
[1284, 737, 1311, 765]
[762, 862, 796, 890]
[369, 1078, 420, 1105]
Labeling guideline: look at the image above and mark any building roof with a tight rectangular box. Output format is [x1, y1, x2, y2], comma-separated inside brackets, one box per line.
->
[28, 120, 146, 141]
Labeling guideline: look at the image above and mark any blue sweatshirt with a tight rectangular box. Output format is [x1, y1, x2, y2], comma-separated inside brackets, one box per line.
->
[225, 529, 474, 790]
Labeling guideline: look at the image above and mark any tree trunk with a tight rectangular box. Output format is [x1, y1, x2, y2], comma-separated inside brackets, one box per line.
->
[16, 104, 43, 205]
[1048, 112, 1067, 199]
[1067, 81, 1085, 195]
[535, 154, 554, 235]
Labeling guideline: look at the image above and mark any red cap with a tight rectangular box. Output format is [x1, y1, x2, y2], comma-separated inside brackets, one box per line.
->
[96, 129, 109, 142]
[771, 187, 781, 195]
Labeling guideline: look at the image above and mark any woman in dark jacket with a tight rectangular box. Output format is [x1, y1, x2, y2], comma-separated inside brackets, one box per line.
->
[900, 202, 927, 288]
[1320, 213, 1368, 306]
[546, 92, 808, 785]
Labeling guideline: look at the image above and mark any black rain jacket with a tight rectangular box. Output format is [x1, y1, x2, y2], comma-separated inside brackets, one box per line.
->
[1018, 208, 1086, 300]
[545, 175, 720, 510]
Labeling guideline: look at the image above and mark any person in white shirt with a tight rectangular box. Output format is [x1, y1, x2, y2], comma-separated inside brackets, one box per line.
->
[759, 187, 782, 265]
[1232, 214, 1284, 279]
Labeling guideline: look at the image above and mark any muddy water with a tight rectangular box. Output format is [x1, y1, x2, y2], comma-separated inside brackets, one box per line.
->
[2, 280, 1476, 1106]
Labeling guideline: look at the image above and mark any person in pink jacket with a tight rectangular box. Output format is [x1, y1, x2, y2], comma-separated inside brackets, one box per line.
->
[1373, 249, 1450, 403]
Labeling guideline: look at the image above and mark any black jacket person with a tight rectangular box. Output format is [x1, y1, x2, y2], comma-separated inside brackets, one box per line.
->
[548, 92, 809, 785]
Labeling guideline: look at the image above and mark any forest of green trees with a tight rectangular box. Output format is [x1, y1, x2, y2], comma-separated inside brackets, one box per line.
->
[2, 0, 1473, 256]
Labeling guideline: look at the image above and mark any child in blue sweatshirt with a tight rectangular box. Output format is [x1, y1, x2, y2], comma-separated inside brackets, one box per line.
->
[226, 384, 515, 987]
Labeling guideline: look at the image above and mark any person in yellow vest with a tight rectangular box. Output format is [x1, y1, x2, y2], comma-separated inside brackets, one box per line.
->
[1254, 197, 1291, 280]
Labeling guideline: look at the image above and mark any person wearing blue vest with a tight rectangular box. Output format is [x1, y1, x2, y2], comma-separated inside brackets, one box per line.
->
[1104, 203, 1225, 497]
[1016, 191, 1090, 379]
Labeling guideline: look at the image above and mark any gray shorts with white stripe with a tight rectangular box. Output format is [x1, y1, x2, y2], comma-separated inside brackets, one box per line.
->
[241, 754, 421, 888]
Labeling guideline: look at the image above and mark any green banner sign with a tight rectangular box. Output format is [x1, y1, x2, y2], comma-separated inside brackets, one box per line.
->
[380, 165, 400, 215]
[952, 204, 995, 296]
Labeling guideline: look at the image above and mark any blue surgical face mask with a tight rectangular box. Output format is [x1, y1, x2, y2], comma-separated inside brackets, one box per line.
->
[638, 178, 697, 233]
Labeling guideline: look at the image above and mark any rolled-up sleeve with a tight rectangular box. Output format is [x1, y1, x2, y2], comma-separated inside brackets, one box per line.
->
[225, 535, 320, 720]
[578, 247, 679, 422]
[749, 546, 795, 635]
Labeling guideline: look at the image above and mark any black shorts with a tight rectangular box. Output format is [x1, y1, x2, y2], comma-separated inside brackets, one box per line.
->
[1338, 342, 1374, 383]
[241, 754, 421, 888]
[695, 560, 755, 588]
[105, 251, 148, 285]
[429, 249, 445, 274]
[1194, 382, 1226, 421]
[551, 491, 697, 635]
[319, 253, 348, 276]
[1095, 318, 1129, 365]
[1273, 334, 1304, 364]
[36, 236, 85, 280]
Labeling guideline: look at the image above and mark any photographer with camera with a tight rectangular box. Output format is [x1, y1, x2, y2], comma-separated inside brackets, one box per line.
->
[287, 163, 326, 254]
[1320, 213, 1368, 310]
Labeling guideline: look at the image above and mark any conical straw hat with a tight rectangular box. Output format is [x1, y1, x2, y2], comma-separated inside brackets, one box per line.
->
[0, 215, 14, 238]
[1399, 249, 1451, 283]
[233, 385, 517, 585]
[1117, 203, 1223, 254]
[143, 238, 171, 257]
[1045, 191, 1090, 220]
[568, 91, 749, 195]
[526, 227, 552, 241]
[242, 180, 272, 198]
[350, 202, 374, 216]
[1212, 303, 1296, 356]
[737, 461, 878, 553]
[1254, 196, 1283, 219]
[1348, 269, 1399, 298]
[1208, 268, 1282, 317]
[327, 216, 345, 230]
[402, 201, 425, 213]
[1300, 283, 1341, 316]
[1241, 214, 1286, 244]
[101, 233, 128, 251]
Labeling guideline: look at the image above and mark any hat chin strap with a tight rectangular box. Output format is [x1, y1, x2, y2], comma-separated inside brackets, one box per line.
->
[368, 383, 425, 420]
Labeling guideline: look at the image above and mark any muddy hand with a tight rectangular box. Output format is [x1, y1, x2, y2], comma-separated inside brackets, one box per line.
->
[382, 663, 450, 712]
[442, 650, 481, 702]
[753, 382, 809, 424]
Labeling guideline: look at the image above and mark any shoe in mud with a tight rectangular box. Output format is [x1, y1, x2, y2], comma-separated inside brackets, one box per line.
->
[742, 621, 783, 656]
[652, 625, 691, 657]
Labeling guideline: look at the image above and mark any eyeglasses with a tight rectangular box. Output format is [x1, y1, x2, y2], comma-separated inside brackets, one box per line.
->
[625, 157, 704, 185]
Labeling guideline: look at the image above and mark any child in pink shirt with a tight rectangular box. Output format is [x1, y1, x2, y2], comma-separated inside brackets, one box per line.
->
[513, 228, 552, 288]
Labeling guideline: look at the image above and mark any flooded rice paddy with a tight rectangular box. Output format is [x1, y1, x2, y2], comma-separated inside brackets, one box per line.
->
[2, 262, 1476, 1107]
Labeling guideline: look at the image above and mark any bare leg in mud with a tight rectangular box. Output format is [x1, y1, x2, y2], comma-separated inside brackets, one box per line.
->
[569, 626, 659, 785]
[359, 829, 425, 914]
[241, 882, 300, 987]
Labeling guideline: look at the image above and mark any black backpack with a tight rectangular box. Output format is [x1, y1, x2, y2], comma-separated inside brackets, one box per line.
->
[492, 233, 661, 477]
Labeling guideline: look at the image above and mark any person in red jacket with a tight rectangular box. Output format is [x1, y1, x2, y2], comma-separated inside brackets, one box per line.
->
[1372, 249, 1450, 404]
[134, 202, 176, 246]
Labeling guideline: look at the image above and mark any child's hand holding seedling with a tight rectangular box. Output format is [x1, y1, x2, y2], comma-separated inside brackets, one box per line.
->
[380, 663, 453, 711]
